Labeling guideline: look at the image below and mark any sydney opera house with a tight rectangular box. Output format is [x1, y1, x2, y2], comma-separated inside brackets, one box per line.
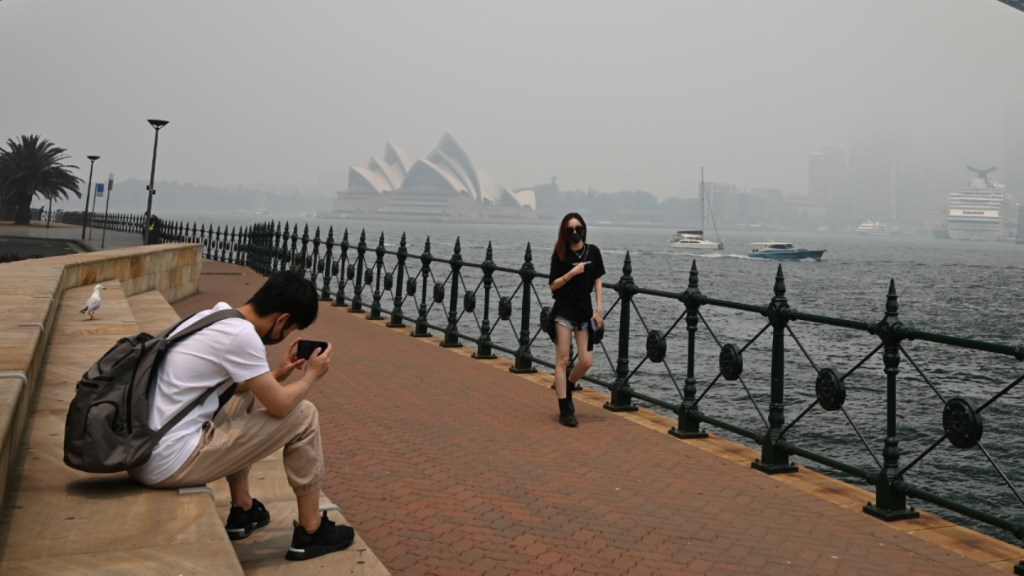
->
[327, 134, 537, 222]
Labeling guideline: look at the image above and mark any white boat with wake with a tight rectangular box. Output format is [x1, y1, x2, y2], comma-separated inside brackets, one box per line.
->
[670, 168, 723, 250]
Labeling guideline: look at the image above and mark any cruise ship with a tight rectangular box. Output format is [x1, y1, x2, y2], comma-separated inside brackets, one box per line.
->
[946, 166, 1018, 242]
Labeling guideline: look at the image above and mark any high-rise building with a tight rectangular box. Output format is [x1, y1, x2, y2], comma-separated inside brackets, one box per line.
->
[703, 181, 739, 225]
[808, 147, 847, 227]
[1005, 104, 1024, 210]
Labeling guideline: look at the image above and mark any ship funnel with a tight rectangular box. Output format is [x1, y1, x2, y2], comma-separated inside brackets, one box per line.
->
[967, 165, 997, 183]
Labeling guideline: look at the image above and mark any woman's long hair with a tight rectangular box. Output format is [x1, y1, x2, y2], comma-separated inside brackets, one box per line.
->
[554, 212, 587, 262]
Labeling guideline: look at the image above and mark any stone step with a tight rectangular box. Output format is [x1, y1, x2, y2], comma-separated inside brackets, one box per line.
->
[209, 452, 391, 575]
[0, 281, 244, 575]
[126, 289, 185, 335]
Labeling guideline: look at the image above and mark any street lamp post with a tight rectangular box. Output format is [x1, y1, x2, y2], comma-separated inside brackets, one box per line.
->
[101, 173, 114, 249]
[143, 119, 169, 245]
[81, 155, 99, 240]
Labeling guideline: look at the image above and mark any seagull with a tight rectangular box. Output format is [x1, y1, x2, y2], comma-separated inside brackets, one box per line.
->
[80, 284, 105, 320]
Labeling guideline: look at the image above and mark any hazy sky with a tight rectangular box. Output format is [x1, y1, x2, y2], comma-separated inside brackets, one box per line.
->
[2, 0, 1022, 205]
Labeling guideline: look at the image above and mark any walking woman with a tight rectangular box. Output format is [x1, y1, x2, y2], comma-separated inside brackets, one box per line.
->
[548, 212, 605, 427]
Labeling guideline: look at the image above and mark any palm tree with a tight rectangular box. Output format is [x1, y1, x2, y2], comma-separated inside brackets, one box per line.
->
[0, 135, 82, 224]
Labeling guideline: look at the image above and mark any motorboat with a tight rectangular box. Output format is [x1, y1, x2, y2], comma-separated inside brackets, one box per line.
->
[856, 220, 890, 235]
[670, 167, 723, 250]
[748, 242, 826, 261]
[670, 230, 724, 250]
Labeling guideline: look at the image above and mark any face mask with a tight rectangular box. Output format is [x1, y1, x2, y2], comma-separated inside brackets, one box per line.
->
[568, 231, 582, 243]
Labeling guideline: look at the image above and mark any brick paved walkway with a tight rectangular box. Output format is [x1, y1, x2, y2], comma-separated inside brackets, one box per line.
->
[173, 260, 1022, 576]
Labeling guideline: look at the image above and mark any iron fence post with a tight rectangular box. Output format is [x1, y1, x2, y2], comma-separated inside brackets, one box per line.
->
[288, 223, 299, 270]
[230, 227, 239, 265]
[271, 222, 281, 273]
[672, 260, 708, 438]
[753, 265, 798, 473]
[442, 237, 463, 347]
[334, 229, 350, 307]
[321, 227, 335, 301]
[241, 225, 251, 268]
[605, 251, 638, 411]
[368, 232, 386, 320]
[473, 241, 497, 359]
[510, 242, 537, 373]
[298, 224, 310, 273]
[388, 233, 408, 327]
[350, 230, 367, 313]
[412, 237, 432, 337]
[864, 280, 920, 520]
[309, 226, 322, 287]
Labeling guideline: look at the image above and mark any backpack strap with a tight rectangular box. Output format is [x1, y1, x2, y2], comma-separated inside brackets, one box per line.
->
[154, 308, 246, 437]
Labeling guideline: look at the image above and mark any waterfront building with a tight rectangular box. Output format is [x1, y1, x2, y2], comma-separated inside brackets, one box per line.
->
[328, 134, 537, 222]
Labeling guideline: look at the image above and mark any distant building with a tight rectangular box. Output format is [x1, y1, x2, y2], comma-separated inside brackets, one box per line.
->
[808, 147, 847, 227]
[328, 134, 536, 222]
[1005, 105, 1024, 210]
[704, 181, 739, 225]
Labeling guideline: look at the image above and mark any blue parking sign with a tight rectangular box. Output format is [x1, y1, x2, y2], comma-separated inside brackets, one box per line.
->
[95, 182, 104, 197]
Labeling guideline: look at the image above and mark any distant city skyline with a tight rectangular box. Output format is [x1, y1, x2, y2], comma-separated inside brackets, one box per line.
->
[3, 1, 1023, 216]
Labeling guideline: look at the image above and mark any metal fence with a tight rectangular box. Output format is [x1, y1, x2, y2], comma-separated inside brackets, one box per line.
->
[96, 215, 1024, 550]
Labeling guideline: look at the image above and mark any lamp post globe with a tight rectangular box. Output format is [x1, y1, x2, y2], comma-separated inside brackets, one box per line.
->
[144, 119, 169, 245]
[81, 155, 100, 240]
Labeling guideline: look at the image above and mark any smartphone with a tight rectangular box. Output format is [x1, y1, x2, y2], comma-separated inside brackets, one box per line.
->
[296, 339, 328, 360]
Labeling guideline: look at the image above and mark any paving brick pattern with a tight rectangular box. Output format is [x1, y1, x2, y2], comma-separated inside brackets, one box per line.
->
[174, 260, 1019, 576]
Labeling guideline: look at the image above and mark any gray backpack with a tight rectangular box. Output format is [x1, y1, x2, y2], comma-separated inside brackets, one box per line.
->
[63, 309, 243, 473]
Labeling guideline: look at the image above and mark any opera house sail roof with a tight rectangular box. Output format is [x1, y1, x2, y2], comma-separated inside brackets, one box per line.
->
[330, 133, 537, 222]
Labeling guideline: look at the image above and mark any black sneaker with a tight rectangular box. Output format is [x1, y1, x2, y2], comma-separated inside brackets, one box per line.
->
[285, 511, 355, 561]
[225, 498, 270, 541]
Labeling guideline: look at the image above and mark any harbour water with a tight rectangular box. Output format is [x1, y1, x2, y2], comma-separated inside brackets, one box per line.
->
[169, 212, 1024, 542]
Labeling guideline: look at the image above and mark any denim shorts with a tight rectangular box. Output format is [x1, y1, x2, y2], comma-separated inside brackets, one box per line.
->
[554, 315, 589, 331]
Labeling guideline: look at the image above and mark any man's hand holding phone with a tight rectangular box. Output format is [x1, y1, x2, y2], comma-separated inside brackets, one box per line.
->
[296, 339, 332, 382]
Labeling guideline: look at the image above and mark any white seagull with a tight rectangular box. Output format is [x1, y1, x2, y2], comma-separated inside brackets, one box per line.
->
[80, 284, 105, 320]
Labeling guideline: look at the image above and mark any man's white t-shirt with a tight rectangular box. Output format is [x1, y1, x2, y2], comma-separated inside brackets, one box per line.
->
[129, 302, 271, 485]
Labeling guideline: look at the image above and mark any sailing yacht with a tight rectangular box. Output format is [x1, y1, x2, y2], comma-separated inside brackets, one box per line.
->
[670, 168, 724, 250]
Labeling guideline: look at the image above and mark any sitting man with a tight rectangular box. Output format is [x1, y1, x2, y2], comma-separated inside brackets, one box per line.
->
[129, 270, 352, 561]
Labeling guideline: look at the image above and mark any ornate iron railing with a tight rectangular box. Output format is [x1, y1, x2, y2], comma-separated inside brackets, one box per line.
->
[93, 215, 1024, 552]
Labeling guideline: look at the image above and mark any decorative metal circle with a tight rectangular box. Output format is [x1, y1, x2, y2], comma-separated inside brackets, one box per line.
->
[364, 269, 373, 285]
[719, 344, 743, 381]
[317, 260, 325, 274]
[433, 283, 445, 303]
[815, 368, 846, 411]
[406, 277, 418, 297]
[346, 264, 355, 281]
[463, 292, 476, 313]
[331, 262, 339, 276]
[539, 306, 552, 333]
[498, 296, 512, 320]
[383, 272, 393, 291]
[306, 256, 313, 269]
[646, 330, 667, 363]
[943, 397, 983, 449]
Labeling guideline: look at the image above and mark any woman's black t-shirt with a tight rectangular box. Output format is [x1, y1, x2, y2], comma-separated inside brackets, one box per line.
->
[549, 243, 606, 324]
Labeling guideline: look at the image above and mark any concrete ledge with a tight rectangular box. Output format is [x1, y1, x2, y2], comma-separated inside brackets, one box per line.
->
[0, 244, 208, 571]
